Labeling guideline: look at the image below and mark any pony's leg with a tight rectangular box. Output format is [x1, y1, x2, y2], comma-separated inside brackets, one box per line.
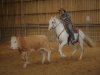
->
[79, 37, 84, 60]
[59, 41, 67, 58]
[47, 50, 51, 63]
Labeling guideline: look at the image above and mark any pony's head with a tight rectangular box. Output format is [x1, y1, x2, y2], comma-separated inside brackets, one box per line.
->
[10, 36, 19, 50]
[48, 16, 60, 31]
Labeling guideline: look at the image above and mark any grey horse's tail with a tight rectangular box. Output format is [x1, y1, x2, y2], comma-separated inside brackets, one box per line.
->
[84, 35, 95, 47]
[79, 29, 95, 47]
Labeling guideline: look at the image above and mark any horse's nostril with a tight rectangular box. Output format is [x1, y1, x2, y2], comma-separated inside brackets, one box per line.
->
[49, 29, 51, 31]
[48, 28, 50, 31]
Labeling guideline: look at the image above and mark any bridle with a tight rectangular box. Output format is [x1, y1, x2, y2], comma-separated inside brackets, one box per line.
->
[51, 18, 65, 40]
[51, 20, 61, 29]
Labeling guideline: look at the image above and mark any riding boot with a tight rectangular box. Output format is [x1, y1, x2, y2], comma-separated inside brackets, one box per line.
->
[67, 24, 75, 44]
[70, 33, 75, 44]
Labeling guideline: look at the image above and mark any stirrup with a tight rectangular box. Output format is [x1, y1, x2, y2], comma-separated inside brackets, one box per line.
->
[71, 40, 76, 44]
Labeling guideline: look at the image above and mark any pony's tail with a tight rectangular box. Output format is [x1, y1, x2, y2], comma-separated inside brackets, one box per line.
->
[84, 35, 95, 47]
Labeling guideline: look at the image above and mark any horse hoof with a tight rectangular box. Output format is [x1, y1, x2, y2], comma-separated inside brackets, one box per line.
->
[48, 60, 50, 63]
[42, 61, 45, 64]
[61, 54, 67, 58]
[23, 64, 27, 68]
[78, 58, 82, 60]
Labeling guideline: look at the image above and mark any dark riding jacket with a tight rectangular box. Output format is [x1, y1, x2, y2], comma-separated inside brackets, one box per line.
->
[60, 11, 72, 27]
[59, 11, 75, 40]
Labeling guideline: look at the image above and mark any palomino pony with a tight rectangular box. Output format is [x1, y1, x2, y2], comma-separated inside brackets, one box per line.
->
[48, 16, 94, 60]
[11, 35, 52, 68]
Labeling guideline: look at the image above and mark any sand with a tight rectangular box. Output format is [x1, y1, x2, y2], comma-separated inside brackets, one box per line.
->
[0, 41, 100, 75]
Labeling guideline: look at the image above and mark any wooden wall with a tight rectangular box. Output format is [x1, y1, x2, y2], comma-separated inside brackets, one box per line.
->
[0, 0, 100, 25]
[0, 0, 100, 42]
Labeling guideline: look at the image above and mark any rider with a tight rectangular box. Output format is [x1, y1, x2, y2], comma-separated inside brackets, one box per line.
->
[58, 8, 75, 43]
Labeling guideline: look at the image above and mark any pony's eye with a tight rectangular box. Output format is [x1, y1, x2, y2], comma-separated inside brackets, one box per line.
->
[14, 41, 16, 43]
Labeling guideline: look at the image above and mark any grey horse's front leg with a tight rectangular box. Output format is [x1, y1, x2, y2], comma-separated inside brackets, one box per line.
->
[58, 41, 67, 58]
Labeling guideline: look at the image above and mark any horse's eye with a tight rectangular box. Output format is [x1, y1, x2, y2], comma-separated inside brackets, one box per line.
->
[52, 21, 54, 23]
[14, 41, 16, 43]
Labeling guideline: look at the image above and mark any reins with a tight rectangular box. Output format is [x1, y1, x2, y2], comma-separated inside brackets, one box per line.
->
[53, 19, 65, 40]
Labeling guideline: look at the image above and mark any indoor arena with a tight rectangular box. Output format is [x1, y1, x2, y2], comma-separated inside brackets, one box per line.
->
[0, 0, 100, 75]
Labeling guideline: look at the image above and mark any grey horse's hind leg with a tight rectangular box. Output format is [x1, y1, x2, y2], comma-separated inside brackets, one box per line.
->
[79, 36, 84, 60]
[72, 44, 78, 56]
